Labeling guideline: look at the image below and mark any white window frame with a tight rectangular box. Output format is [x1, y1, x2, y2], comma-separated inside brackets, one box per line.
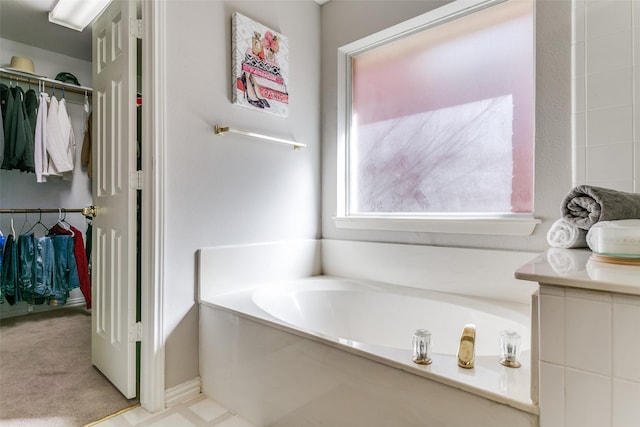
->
[334, 0, 540, 236]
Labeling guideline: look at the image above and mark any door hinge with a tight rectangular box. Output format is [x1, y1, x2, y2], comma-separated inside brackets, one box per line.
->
[129, 321, 143, 342]
[130, 170, 143, 190]
[130, 18, 143, 39]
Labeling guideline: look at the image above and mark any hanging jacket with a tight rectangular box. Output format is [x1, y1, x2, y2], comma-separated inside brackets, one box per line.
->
[1, 86, 15, 169]
[16, 233, 55, 305]
[58, 98, 75, 181]
[2, 87, 35, 172]
[46, 95, 73, 176]
[1, 235, 19, 305]
[24, 89, 38, 140]
[49, 234, 79, 306]
[34, 92, 49, 182]
[81, 112, 92, 179]
[49, 223, 91, 309]
[0, 232, 5, 303]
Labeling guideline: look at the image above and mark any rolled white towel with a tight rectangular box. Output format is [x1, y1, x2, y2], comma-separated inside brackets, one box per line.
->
[547, 218, 588, 249]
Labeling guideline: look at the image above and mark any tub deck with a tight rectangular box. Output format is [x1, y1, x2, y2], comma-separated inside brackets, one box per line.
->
[200, 275, 536, 415]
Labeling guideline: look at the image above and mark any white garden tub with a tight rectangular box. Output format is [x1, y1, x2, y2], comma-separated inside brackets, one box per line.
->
[200, 276, 537, 427]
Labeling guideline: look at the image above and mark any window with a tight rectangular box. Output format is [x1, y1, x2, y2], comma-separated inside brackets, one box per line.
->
[336, 0, 539, 235]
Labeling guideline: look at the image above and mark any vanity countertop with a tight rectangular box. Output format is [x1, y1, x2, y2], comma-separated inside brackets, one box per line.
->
[515, 248, 640, 295]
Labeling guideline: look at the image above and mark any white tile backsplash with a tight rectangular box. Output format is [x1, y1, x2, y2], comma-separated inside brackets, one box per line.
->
[587, 143, 633, 183]
[586, 0, 632, 40]
[565, 368, 612, 427]
[586, 107, 633, 146]
[574, 0, 639, 191]
[586, 68, 633, 110]
[586, 30, 632, 75]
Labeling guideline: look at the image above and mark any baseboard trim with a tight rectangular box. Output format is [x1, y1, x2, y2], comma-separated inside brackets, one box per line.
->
[164, 377, 201, 407]
[0, 296, 87, 319]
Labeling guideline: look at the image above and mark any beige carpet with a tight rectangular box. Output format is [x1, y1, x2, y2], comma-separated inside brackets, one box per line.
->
[0, 308, 138, 427]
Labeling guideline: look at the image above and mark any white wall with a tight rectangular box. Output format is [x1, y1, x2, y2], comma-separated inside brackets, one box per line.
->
[0, 39, 93, 317]
[572, 0, 640, 192]
[321, 0, 573, 252]
[163, 1, 321, 388]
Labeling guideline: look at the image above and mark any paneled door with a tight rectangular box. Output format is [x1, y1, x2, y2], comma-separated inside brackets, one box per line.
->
[91, 0, 138, 398]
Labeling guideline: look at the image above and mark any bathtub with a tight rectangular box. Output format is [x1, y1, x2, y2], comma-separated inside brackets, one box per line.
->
[200, 276, 537, 427]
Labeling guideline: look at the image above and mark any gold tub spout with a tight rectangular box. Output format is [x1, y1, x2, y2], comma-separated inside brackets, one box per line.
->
[457, 324, 476, 369]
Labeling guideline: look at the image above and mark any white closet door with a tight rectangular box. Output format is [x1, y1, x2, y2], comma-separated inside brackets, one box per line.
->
[91, 0, 138, 399]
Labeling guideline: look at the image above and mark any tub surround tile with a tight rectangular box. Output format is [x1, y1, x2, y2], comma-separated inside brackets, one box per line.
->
[586, 106, 633, 146]
[565, 295, 612, 376]
[539, 362, 565, 427]
[200, 279, 535, 415]
[586, 0, 632, 40]
[201, 306, 538, 427]
[565, 368, 612, 427]
[586, 67, 633, 111]
[612, 378, 640, 427]
[517, 250, 640, 427]
[613, 302, 640, 382]
[539, 293, 565, 365]
[586, 30, 632, 75]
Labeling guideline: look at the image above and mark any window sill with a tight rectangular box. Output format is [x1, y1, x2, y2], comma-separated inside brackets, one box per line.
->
[333, 215, 541, 236]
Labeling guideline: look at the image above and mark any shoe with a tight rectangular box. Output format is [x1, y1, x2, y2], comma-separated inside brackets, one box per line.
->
[241, 72, 263, 108]
[249, 74, 270, 108]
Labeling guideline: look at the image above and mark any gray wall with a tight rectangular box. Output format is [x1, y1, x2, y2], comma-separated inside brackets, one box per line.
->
[163, 1, 321, 388]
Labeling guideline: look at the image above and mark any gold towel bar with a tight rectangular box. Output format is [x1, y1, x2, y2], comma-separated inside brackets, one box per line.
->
[214, 125, 306, 149]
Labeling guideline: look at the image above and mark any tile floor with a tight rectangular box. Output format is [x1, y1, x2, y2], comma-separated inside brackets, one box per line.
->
[89, 395, 256, 427]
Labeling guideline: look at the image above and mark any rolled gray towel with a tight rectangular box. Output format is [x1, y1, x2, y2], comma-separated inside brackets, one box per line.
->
[561, 185, 640, 230]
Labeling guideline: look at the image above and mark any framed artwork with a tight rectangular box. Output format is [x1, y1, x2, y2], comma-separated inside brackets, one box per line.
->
[231, 12, 289, 117]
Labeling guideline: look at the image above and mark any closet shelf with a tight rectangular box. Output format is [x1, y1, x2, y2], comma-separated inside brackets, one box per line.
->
[0, 67, 93, 97]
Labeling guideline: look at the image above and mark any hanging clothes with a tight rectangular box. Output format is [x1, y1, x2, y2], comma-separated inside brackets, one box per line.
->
[0, 231, 5, 303]
[1, 235, 19, 305]
[81, 112, 92, 179]
[57, 97, 76, 181]
[1, 83, 10, 167]
[2, 86, 35, 172]
[45, 95, 71, 176]
[49, 223, 91, 309]
[0, 106, 4, 167]
[48, 235, 79, 306]
[34, 91, 49, 183]
[15, 233, 56, 305]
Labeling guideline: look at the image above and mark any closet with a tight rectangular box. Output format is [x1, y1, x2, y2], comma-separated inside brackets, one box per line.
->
[0, 62, 94, 319]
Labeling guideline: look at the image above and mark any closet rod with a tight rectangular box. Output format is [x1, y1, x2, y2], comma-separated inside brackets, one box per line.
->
[0, 68, 93, 97]
[0, 206, 97, 218]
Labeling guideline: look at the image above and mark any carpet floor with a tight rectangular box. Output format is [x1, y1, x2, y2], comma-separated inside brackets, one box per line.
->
[0, 308, 138, 427]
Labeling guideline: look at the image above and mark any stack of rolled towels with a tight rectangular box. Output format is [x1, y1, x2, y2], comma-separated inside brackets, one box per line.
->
[547, 185, 640, 255]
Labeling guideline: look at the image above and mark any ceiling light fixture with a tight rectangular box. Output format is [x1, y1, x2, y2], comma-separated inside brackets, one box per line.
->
[48, 0, 113, 31]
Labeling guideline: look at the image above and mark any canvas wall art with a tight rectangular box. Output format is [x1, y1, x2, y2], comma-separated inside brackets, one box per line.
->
[231, 12, 289, 117]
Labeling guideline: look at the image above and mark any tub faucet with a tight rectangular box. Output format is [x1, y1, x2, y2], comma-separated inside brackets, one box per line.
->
[457, 324, 476, 369]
